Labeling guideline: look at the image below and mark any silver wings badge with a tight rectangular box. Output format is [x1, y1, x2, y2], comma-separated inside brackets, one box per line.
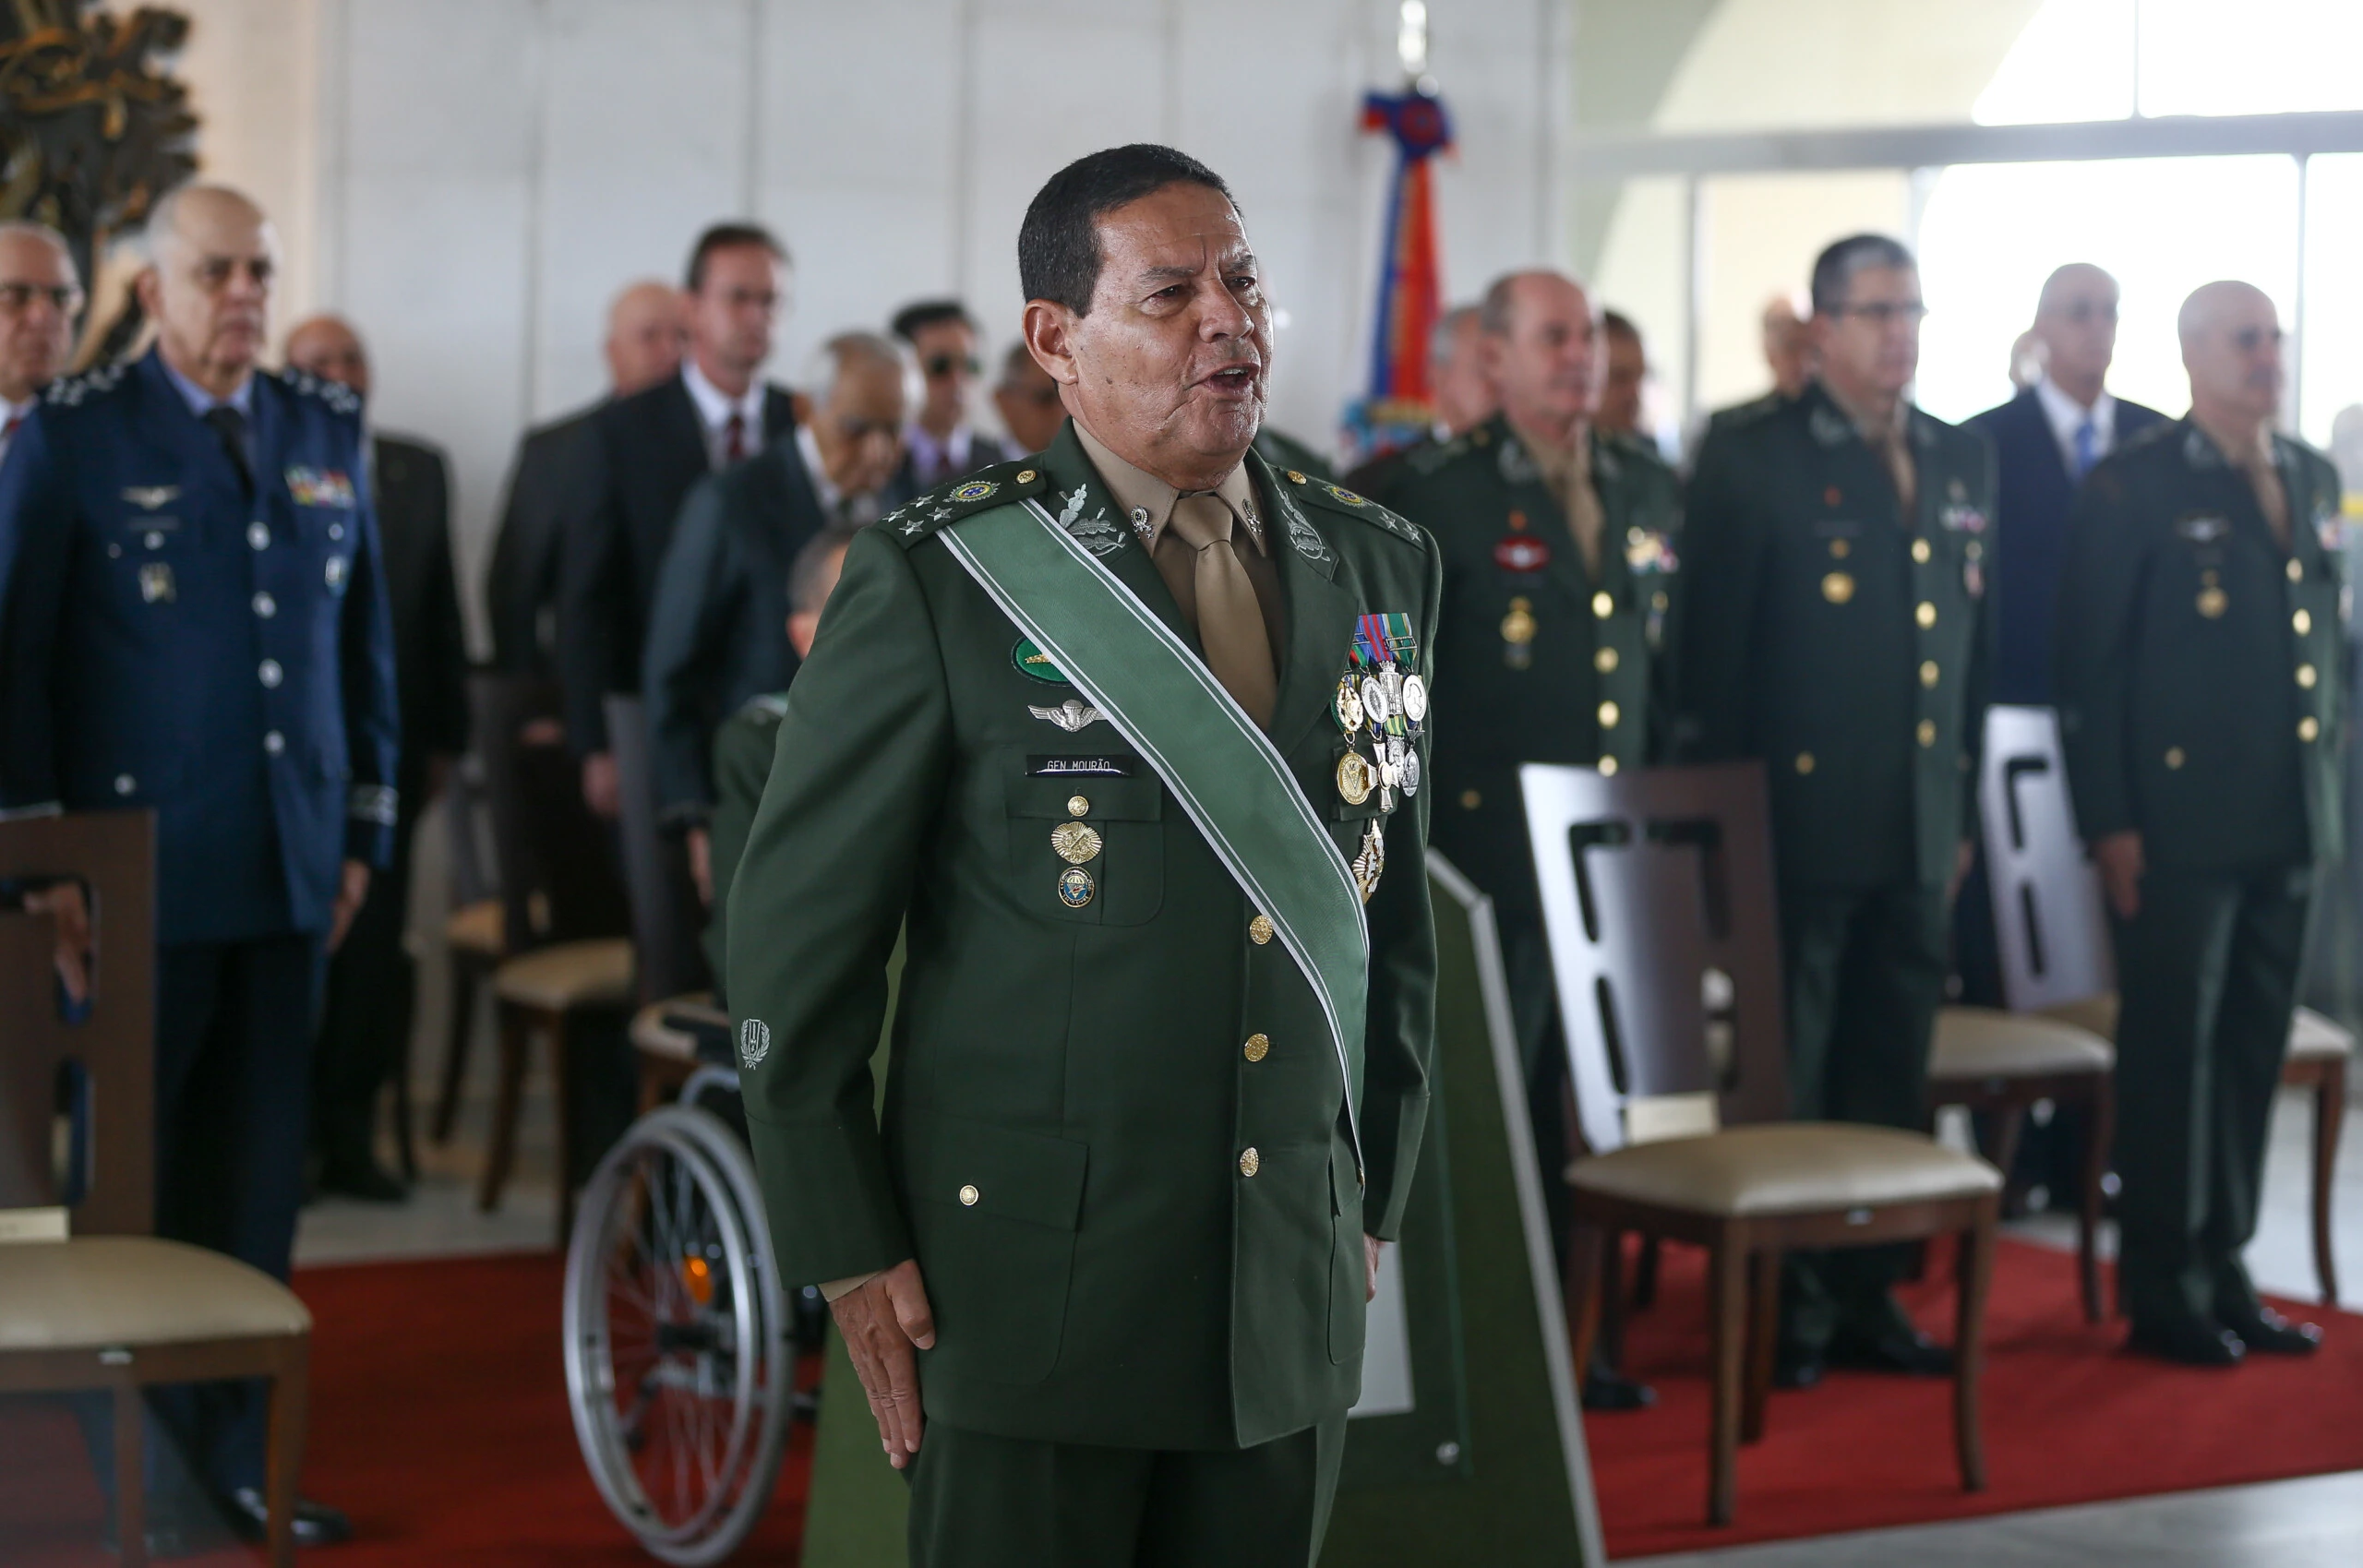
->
[1029, 700, 1107, 733]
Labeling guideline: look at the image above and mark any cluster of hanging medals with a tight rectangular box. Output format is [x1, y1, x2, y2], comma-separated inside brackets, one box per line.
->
[1333, 613, 1426, 904]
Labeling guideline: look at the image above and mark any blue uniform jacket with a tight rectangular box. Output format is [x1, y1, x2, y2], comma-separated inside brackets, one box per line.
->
[0, 348, 401, 944]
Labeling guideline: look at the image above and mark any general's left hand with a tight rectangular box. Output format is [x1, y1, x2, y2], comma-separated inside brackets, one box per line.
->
[328, 859, 372, 953]
[1365, 1233, 1385, 1302]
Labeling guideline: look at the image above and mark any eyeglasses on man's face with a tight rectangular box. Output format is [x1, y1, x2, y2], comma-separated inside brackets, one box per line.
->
[0, 281, 84, 314]
[1831, 300, 1928, 328]
[925, 353, 982, 379]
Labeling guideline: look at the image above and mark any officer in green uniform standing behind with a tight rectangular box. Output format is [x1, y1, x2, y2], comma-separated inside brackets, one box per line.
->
[1360, 267, 1680, 1235]
[2056, 280, 2334, 1366]
[1678, 234, 1994, 1385]
[728, 144, 1441, 1567]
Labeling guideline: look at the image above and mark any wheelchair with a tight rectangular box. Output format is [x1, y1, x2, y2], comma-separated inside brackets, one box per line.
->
[562, 1001, 812, 1565]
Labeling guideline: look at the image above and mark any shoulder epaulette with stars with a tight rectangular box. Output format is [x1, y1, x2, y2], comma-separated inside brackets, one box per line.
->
[270, 365, 364, 418]
[1274, 466, 1430, 549]
[880, 458, 1053, 546]
[42, 361, 127, 408]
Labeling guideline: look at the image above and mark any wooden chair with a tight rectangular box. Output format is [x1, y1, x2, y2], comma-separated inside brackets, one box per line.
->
[1985, 704, 2350, 1306]
[459, 673, 635, 1244]
[428, 749, 506, 1151]
[0, 813, 306, 1567]
[1925, 706, 2117, 1323]
[603, 694, 726, 1110]
[1520, 760, 2001, 1527]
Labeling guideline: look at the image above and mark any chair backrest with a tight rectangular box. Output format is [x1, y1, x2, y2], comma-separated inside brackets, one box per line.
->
[442, 751, 498, 910]
[0, 812, 155, 1237]
[467, 671, 630, 955]
[603, 695, 713, 1003]
[1519, 761, 1790, 1157]
[1977, 704, 2113, 1010]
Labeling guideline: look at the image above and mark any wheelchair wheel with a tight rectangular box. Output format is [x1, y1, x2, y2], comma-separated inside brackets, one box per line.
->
[564, 1104, 791, 1564]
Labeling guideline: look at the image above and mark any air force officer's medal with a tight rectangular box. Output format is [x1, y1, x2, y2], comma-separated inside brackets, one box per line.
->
[138, 562, 174, 603]
[325, 553, 349, 593]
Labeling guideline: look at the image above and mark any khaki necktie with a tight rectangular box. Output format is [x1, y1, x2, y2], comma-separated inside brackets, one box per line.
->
[1873, 427, 1916, 520]
[1544, 439, 1606, 578]
[1167, 493, 1277, 727]
[2235, 446, 2292, 552]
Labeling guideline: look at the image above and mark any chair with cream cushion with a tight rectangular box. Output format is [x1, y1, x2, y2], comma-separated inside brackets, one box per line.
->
[0, 813, 307, 1566]
[1522, 761, 2001, 1527]
[2043, 991, 2350, 1306]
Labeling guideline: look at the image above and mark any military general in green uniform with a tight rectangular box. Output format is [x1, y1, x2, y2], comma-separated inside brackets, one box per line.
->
[1678, 234, 1994, 1385]
[1360, 271, 1680, 1355]
[2056, 280, 2335, 1367]
[727, 144, 1441, 1566]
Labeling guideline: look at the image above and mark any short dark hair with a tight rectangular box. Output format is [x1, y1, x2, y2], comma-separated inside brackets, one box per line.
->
[686, 222, 788, 293]
[891, 299, 976, 342]
[1809, 233, 1914, 317]
[788, 523, 862, 615]
[1601, 308, 1641, 343]
[1018, 144, 1234, 316]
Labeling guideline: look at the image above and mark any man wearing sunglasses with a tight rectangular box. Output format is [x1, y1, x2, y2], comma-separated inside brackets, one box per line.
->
[0, 221, 82, 472]
[1678, 233, 1997, 1391]
[891, 298, 1014, 490]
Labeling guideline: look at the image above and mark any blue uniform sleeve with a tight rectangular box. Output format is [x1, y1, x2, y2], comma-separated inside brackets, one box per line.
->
[342, 425, 402, 868]
[0, 410, 72, 813]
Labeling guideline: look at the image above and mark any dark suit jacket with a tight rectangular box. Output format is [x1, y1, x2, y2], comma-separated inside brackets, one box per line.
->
[371, 432, 471, 827]
[641, 429, 828, 829]
[486, 403, 597, 676]
[1968, 385, 2168, 705]
[558, 372, 793, 753]
[892, 427, 1014, 496]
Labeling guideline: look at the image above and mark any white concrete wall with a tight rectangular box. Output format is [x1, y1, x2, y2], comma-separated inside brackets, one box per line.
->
[171, 0, 1577, 649]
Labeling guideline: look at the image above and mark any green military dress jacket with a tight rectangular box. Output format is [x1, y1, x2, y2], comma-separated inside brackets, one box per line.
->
[2055, 420, 2345, 870]
[727, 422, 1442, 1454]
[1678, 381, 1996, 891]
[1365, 413, 1681, 921]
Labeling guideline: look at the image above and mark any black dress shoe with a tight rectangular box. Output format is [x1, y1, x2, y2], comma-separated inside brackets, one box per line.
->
[1826, 1326, 1954, 1376]
[2124, 1315, 2246, 1367]
[2222, 1306, 2323, 1356]
[1580, 1366, 1658, 1410]
[1772, 1347, 1824, 1390]
[317, 1155, 408, 1203]
[224, 1488, 354, 1547]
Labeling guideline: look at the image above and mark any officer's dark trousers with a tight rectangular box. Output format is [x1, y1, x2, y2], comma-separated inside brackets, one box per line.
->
[906, 1414, 1348, 1568]
[1776, 880, 1949, 1352]
[84, 933, 328, 1506]
[313, 823, 414, 1172]
[2110, 862, 2310, 1327]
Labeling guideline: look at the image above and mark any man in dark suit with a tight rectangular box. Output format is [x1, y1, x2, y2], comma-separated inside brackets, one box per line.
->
[644, 329, 915, 904]
[485, 279, 682, 675]
[1970, 264, 2170, 711]
[992, 340, 1066, 455]
[283, 314, 472, 1202]
[891, 298, 1013, 490]
[560, 223, 796, 817]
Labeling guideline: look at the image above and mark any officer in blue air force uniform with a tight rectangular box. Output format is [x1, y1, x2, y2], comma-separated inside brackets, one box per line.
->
[0, 185, 393, 1550]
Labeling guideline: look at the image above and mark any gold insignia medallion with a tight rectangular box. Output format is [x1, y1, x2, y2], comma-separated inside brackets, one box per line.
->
[1336, 750, 1374, 805]
[138, 562, 175, 604]
[1350, 820, 1385, 904]
[2197, 586, 2227, 619]
[1335, 677, 1364, 736]
[1057, 866, 1096, 907]
[1249, 914, 1275, 945]
[1051, 820, 1103, 865]
[1821, 570, 1855, 604]
[1501, 597, 1537, 645]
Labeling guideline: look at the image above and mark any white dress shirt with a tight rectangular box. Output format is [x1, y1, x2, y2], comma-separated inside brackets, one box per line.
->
[2033, 375, 2117, 479]
[798, 423, 883, 525]
[0, 394, 38, 471]
[681, 358, 767, 472]
[905, 424, 976, 488]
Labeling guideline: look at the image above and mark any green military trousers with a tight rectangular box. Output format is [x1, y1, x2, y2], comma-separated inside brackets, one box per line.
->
[906, 1413, 1349, 1568]
[2109, 862, 2313, 1327]
[1775, 880, 1951, 1352]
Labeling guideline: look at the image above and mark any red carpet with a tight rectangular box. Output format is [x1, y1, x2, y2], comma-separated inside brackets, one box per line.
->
[1592, 1238, 2363, 1559]
[0, 1252, 813, 1566]
[5, 1243, 2357, 1564]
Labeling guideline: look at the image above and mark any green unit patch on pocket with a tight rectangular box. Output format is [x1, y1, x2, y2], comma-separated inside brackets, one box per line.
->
[1011, 638, 1068, 683]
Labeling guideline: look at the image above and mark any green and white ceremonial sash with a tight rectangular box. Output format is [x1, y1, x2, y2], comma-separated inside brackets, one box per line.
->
[941, 498, 1370, 1174]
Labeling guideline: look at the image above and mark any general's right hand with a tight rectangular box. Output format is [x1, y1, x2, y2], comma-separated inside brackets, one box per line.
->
[26, 880, 91, 1005]
[830, 1258, 936, 1469]
[687, 826, 714, 907]
[2093, 830, 2143, 920]
[582, 752, 620, 819]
